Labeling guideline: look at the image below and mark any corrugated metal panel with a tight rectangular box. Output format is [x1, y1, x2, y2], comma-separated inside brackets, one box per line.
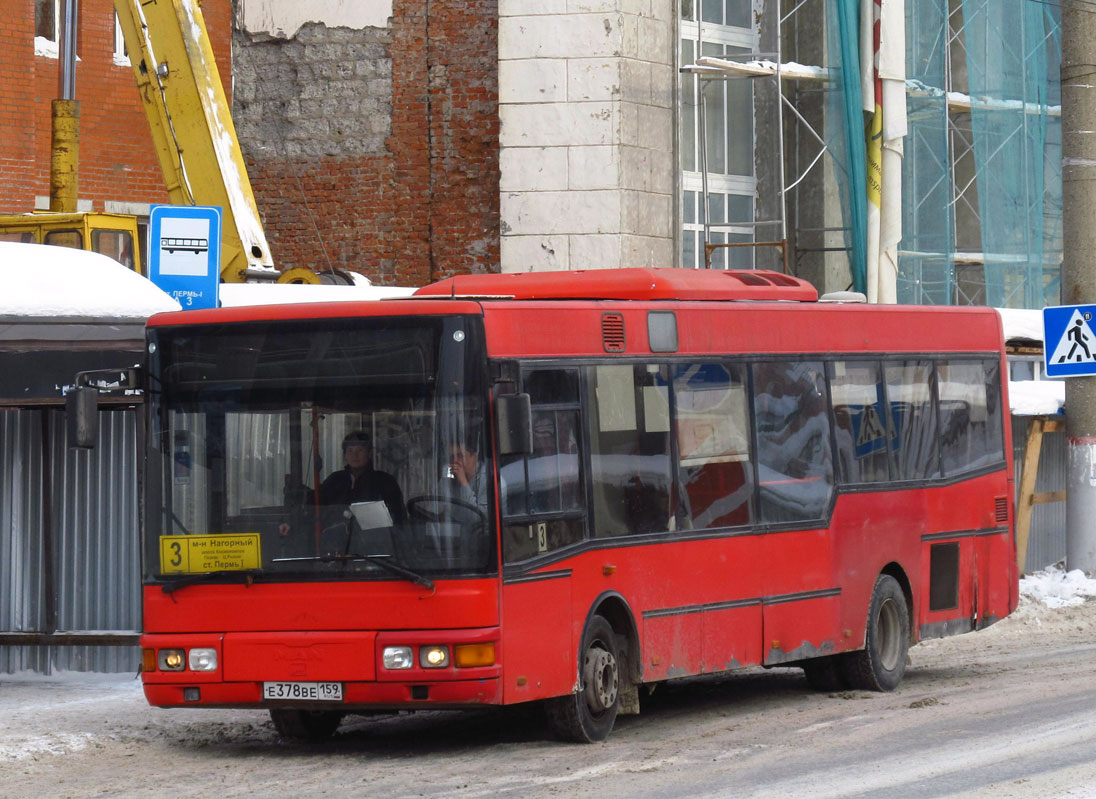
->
[1012, 416, 1068, 572]
[0, 410, 49, 673]
[1, 408, 140, 674]
[0, 410, 46, 633]
[51, 409, 141, 646]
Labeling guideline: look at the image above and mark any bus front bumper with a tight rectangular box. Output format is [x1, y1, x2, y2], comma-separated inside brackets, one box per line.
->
[143, 677, 501, 709]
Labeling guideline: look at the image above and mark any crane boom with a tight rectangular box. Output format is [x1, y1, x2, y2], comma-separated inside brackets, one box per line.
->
[113, 0, 275, 283]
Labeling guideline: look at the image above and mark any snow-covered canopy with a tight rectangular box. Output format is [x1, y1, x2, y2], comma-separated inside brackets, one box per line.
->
[991, 307, 1066, 416]
[0, 242, 180, 320]
[1009, 379, 1064, 416]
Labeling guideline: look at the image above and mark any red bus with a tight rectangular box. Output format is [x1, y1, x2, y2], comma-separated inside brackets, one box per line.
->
[136, 268, 1016, 742]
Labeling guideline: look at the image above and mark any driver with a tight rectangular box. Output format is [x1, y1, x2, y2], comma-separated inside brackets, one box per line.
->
[318, 431, 407, 525]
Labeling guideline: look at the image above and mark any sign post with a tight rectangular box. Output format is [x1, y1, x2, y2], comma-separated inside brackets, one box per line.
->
[148, 205, 221, 310]
[1043, 304, 1096, 573]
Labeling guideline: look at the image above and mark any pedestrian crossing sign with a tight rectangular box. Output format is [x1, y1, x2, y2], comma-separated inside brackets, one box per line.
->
[1043, 304, 1096, 378]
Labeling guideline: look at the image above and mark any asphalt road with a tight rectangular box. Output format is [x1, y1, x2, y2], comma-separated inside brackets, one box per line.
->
[2, 594, 1094, 799]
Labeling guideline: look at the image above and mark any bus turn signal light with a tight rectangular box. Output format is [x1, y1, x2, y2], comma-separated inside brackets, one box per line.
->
[454, 643, 495, 668]
[142, 648, 157, 673]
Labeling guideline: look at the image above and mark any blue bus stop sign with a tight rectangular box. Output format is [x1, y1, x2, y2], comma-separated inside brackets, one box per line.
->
[148, 205, 221, 310]
[1043, 304, 1096, 378]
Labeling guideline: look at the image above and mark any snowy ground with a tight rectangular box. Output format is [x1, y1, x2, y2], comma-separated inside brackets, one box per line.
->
[2, 567, 1095, 798]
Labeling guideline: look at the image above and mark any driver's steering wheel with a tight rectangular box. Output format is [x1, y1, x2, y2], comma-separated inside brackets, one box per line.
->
[406, 495, 486, 525]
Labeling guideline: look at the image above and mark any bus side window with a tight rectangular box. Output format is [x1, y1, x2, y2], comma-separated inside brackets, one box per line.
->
[500, 368, 585, 562]
[938, 359, 1004, 475]
[827, 360, 891, 484]
[672, 362, 753, 529]
[752, 360, 834, 523]
[586, 363, 673, 537]
[884, 360, 940, 481]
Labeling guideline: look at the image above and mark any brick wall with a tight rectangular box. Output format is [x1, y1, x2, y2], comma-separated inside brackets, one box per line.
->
[0, 0, 233, 213]
[235, 0, 501, 286]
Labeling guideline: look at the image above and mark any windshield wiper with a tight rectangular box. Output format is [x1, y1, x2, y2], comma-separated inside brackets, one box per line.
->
[159, 569, 264, 595]
[272, 553, 435, 591]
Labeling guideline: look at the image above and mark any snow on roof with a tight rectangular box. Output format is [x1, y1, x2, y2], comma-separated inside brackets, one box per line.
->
[217, 282, 415, 307]
[0, 242, 180, 320]
[996, 307, 1043, 344]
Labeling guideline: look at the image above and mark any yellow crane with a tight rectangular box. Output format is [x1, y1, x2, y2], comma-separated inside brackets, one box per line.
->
[0, 0, 327, 285]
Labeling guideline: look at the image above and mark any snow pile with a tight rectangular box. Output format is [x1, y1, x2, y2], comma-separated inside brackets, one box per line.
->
[0, 242, 180, 319]
[1020, 566, 1096, 609]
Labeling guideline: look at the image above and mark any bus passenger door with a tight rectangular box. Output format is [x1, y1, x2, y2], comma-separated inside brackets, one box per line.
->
[751, 360, 841, 664]
[498, 368, 587, 703]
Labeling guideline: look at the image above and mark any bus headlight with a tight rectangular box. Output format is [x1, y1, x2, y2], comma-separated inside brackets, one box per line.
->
[188, 648, 218, 672]
[158, 649, 186, 671]
[420, 645, 450, 668]
[383, 646, 414, 669]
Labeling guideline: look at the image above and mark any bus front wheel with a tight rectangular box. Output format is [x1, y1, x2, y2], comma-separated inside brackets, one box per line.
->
[843, 574, 909, 692]
[545, 615, 620, 743]
[269, 708, 343, 741]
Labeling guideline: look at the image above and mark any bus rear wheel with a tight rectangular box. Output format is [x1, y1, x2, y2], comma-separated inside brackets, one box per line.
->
[269, 708, 343, 741]
[545, 615, 620, 743]
[843, 574, 909, 692]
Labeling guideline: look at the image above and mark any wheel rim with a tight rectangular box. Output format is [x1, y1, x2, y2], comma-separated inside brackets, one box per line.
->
[876, 597, 903, 671]
[582, 642, 618, 715]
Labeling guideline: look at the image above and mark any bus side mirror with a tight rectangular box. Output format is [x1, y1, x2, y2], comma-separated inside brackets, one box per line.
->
[496, 393, 533, 456]
[65, 367, 142, 449]
[66, 387, 99, 449]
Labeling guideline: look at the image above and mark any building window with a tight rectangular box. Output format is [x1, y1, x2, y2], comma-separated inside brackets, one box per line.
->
[679, 3, 757, 270]
[114, 12, 129, 65]
[35, 0, 58, 42]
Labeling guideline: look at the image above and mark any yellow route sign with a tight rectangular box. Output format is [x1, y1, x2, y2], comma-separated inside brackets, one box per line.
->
[159, 533, 261, 574]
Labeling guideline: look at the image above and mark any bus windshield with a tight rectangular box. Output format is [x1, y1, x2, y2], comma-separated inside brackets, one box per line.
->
[144, 314, 494, 584]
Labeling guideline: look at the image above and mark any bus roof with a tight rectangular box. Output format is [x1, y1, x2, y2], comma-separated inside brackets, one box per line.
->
[414, 268, 818, 302]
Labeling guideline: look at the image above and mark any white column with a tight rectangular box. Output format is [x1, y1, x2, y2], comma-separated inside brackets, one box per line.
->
[498, 0, 676, 272]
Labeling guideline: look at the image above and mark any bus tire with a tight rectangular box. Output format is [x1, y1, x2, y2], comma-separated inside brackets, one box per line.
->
[545, 615, 620, 743]
[269, 708, 343, 741]
[802, 655, 847, 692]
[843, 574, 909, 692]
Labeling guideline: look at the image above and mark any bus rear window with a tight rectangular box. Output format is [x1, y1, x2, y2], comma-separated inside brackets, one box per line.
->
[938, 359, 1004, 476]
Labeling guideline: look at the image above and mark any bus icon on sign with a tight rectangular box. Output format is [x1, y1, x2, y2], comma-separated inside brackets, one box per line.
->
[161, 237, 209, 255]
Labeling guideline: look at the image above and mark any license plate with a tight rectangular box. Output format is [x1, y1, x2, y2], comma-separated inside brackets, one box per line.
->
[262, 681, 343, 701]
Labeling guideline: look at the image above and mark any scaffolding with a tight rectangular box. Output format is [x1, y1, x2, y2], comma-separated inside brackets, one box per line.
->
[677, 0, 1062, 311]
[679, 1, 831, 276]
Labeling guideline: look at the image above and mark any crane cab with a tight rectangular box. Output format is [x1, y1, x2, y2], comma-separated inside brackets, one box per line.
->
[0, 211, 143, 275]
